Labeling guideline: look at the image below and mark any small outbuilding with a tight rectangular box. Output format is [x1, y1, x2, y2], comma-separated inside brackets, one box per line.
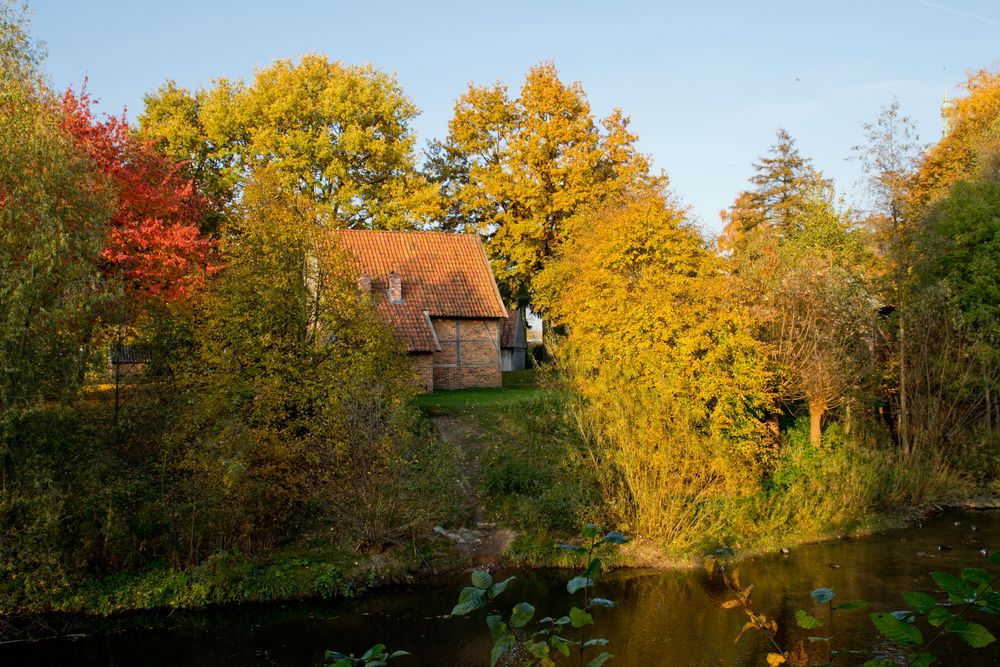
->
[108, 344, 152, 380]
[499, 308, 528, 371]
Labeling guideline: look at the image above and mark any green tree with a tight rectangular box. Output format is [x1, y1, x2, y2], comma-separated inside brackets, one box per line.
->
[921, 180, 1000, 338]
[0, 0, 118, 608]
[720, 129, 830, 250]
[165, 169, 422, 559]
[0, 0, 40, 84]
[432, 62, 661, 307]
[903, 178, 1000, 450]
[138, 54, 436, 232]
[0, 2, 112, 409]
[854, 100, 922, 455]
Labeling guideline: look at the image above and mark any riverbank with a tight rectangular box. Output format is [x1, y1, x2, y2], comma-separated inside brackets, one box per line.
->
[3, 374, 991, 622]
[6, 508, 1000, 666]
[12, 495, 981, 624]
[422, 378, 977, 565]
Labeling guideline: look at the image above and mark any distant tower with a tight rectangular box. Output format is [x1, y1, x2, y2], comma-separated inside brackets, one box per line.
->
[941, 84, 954, 137]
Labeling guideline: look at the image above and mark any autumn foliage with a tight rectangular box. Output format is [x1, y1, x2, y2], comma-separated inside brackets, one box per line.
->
[5, 0, 1000, 626]
[913, 69, 1000, 206]
[57, 86, 214, 301]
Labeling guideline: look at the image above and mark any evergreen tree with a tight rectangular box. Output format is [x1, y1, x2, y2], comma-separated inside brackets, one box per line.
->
[721, 128, 830, 248]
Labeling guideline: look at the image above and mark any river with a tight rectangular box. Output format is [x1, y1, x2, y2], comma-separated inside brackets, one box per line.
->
[3, 509, 1000, 666]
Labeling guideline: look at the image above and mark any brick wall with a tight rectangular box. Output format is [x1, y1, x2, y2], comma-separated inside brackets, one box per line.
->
[410, 352, 434, 392]
[431, 317, 501, 390]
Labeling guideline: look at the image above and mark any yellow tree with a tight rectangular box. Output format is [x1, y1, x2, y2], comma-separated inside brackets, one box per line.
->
[536, 188, 774, 543]
[139, 54, 437, 231]
[913, 68, 1000, 207]
[431, 62, 661, 306]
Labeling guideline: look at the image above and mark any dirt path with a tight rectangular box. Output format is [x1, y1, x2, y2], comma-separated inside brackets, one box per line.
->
[431, 413, 515, 566]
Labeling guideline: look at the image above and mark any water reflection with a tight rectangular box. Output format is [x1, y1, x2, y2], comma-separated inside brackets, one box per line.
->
[3, 510, 1000, 666]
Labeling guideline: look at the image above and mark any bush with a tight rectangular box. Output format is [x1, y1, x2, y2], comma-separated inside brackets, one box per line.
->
[528, 343, 550, 367]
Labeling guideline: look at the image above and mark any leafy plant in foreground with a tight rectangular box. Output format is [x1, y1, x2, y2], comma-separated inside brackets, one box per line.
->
[714, 548, 1000, 665]
[791, 586, 870, 665]
[450, 523, 628, 666]
[863, 551, 1000, 666]
[325, 644, 410, 667]
[710, 549, 792, 666]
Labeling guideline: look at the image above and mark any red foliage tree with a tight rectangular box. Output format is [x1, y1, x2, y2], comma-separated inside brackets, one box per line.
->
[57, 85, 215, 302]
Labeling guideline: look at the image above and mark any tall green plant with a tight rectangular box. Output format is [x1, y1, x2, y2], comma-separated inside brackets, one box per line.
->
[162, 169, 420, 562]
[450, 524, 627, 666]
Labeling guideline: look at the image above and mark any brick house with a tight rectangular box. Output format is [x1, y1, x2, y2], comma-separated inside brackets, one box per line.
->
[330, 229, 509, 392]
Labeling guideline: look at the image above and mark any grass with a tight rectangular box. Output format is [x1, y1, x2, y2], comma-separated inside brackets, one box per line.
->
[50, 532, 463, 616]
[502, 369, 540, 388]
[412, 370, 547, 415]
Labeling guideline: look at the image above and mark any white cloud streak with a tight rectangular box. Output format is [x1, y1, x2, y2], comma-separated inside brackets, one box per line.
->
[913, 0, 998, 26]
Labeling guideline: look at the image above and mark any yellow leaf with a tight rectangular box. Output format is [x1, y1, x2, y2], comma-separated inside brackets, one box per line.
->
[721, 599, 741, 609]
[767, 653, 786, 666]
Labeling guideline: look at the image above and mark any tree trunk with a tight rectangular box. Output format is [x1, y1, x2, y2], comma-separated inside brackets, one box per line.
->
[767, 417, 781, 454]
[809, 400, 826, 446]
[895, 207, 910, 459]
[986, 385, 993, 435]
[899, 306, 909, 457]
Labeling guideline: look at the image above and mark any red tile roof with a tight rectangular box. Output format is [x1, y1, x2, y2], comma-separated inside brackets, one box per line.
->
[326, 230, 508, 352]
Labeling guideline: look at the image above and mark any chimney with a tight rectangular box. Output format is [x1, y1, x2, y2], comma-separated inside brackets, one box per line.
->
[357, 275, 372, 292]
[388, 273, 403, 304]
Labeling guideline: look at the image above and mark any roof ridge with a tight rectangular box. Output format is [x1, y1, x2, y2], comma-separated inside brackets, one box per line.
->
[332, 228, 480, 238]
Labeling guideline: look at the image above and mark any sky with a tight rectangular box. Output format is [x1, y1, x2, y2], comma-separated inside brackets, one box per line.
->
[27, 0, 1000, 235]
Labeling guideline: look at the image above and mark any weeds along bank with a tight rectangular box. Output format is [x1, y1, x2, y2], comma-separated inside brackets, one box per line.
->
[471, 388, 978, 571]
[0, 378, 985, 617]
[0, 394, 466, 616]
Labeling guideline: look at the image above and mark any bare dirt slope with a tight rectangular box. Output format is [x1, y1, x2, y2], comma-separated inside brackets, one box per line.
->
[431, 413, 515, 566]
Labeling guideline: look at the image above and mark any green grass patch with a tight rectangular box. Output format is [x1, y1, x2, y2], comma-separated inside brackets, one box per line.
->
[502, 369, 539, 388]
[412, 385, 547, 415]
[474, 393, 604, 537]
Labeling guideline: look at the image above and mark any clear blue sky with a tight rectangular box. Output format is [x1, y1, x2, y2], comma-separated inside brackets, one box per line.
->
[27, 0, 1000, 234]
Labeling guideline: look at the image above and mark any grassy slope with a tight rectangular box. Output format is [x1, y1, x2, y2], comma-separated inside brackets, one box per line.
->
[414, 370, 610, 567]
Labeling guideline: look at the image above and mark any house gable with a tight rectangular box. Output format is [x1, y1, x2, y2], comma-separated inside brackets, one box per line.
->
[326, 229, 507, 390]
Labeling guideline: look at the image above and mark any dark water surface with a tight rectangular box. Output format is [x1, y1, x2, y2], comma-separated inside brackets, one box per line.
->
[4, 510, 1000, 666]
